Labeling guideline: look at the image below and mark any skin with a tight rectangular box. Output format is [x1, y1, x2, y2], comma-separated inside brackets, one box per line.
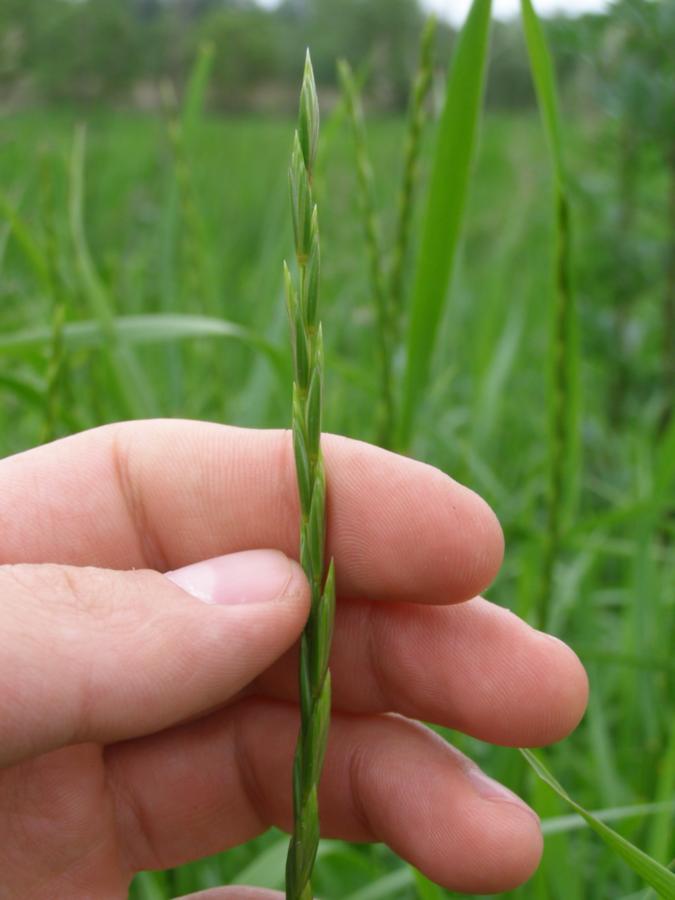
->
[0, 420, 589, 899]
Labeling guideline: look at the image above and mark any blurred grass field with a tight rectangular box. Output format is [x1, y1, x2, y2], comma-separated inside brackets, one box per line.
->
[1, 84, 673, 899]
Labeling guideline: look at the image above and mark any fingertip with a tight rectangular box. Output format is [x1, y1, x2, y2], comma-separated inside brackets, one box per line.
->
[530, 632, 589, 744]
[419, 774, 543, 893]
[465, 803, 543, 893]
[422, 468, 505, 604]
[460, 484, 505, 599]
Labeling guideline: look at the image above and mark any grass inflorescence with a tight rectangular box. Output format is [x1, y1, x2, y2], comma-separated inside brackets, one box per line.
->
[284, 51, 336, 900]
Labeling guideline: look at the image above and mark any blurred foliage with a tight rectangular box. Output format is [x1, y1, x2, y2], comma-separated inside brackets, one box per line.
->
[564, 0, 675, 429]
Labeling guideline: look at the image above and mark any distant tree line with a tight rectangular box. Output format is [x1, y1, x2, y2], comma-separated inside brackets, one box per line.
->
[0, 0, 611, 114]
[1, 0, 666, 121]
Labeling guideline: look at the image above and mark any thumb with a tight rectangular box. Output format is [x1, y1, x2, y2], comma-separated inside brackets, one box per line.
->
[0, 550, 309, 767]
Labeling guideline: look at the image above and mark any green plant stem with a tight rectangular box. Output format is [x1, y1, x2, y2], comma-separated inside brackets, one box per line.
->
[338, 59, 396, 449]
[285, 52, 336, 900]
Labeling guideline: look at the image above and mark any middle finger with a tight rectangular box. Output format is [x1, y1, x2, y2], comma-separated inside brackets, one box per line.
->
[251, 596, 588, 747]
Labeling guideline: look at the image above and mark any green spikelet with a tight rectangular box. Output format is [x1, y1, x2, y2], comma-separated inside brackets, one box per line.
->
[284, 51, 336, 900]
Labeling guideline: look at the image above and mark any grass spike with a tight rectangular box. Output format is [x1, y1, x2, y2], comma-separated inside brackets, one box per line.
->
[520, 0, 580, 630]
[285, 51, 335, 900]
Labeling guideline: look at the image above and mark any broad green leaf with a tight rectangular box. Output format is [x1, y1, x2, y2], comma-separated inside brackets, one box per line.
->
[521, 749, 675, 897]
[398, 0, 492, 450]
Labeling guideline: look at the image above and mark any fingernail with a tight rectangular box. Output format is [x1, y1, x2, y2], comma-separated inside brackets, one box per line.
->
[166, 549, 293, 606]
[466, 767, 541, 826]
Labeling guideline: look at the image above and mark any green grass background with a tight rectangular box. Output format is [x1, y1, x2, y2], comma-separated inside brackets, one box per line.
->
[0, 104, 673, 898]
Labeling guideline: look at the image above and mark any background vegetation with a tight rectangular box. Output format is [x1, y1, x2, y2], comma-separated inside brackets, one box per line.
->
[0, 0, 673, 897]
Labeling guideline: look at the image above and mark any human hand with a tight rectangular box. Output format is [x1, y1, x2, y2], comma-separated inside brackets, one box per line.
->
[0, 420, 588, 898]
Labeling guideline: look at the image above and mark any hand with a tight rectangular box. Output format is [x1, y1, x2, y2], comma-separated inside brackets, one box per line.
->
[0, 420, 588, 899]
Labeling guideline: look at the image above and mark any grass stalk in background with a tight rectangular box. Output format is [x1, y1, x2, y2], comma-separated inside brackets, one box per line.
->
[338, 59, 395, 448]
[389, 15, 437, 343]
[520, 0, 581, 630]
[338, 18, 437, 450]
[397, 0, 492, 451]
[39, 156, 68, 443]
[284, 52, 336, 900]
[166, 42, 218, 316]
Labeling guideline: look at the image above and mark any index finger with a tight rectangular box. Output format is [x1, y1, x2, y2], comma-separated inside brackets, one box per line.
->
[0, 420, 503, 604]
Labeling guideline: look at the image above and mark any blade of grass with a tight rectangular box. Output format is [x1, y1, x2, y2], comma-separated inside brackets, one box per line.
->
[233, 836, 290, 889]
[541, 800, 675, 836]
[343, 867, 412, 900]
[130, 871, 168, 900]
[397, 0, 492, 451]
[69, 125, 158, 418]
[521, 749, 675, 897]
[646, 720, 675, 864]
[0, 371, 46, 408]
[411, 867, 445, 899]
[520, 0, 581, 630]
[0, 189, 51, 295]
[0, 314, 286, 380]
